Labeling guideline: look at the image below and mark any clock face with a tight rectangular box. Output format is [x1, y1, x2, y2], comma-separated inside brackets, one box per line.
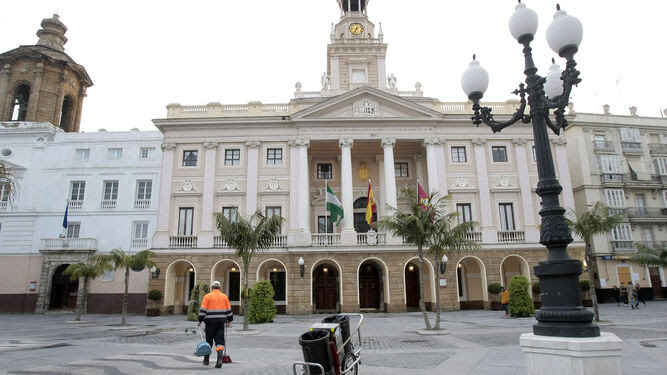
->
[349, 23, 363, 35]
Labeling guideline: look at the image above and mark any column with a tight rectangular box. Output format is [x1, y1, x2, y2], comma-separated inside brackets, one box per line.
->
[413, 154, 424, 185]
[472, 138, 496, 243]
[153, 142, 176, 248]
[27, 63, 44, 121]
[288, 140, 300, 245]
[552, 137, 575, 210]
[375, 155, 385, 217]
[382, 138, 402, 245]
[294, 139, 311, 246]
[199, 141, 218, 248]
[423, 138, 441, 195]
[245, 140, 260, 217]
[339, 138, 356, 246]
[513, 138, 538, 243]
[0, 64, 11, 120]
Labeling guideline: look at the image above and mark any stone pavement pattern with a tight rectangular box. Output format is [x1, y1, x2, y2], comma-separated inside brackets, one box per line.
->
[0, 302, 666, 374]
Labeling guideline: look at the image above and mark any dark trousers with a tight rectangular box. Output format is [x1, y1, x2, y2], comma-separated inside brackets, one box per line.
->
[205, 321, 226, 350]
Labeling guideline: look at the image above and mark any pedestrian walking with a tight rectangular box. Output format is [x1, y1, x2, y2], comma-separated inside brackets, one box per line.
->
[198, 281, 233, 368]
[633, 284, 641, 309]
[501, 287, 510, 317]
[628, 282, 638, 310]
[637, 284, 647, 306]
[612, 285, 620, 306]
[620, 282, 628, 305]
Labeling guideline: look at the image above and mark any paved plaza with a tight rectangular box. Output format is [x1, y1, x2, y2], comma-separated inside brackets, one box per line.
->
[0, 302, 666, 374]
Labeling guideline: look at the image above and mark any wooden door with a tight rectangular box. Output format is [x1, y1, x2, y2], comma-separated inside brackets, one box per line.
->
[359, 263, 381, 309]
[405, 263, 420, 308]
[314, 266, 337, 310]
[649, 267, 664, 298]
[270, 271, 286, 301]
[50, 264, 78, 309]
[617, 266, 631, 285]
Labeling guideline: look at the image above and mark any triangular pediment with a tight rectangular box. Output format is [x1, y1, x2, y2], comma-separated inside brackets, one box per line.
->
[292, 86, 443, 120]
[0, 158, 27, 171]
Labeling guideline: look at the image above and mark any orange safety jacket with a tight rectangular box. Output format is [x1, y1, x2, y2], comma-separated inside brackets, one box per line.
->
[501, 290, 509, 304]
[198, 289, 233, 323]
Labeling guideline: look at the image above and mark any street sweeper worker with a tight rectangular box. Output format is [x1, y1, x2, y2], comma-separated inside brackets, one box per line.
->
[198, 280, 233, 367]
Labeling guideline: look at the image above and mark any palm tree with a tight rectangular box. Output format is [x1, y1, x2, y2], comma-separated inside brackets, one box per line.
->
[377, 188, 442, 330]
[215, 209, 283, 331]
[429, 213, 480, 330]
[64, 262, 106, 321]
[93, 248, 156, 324]
[565, 202, 623, 322]
[631, 242, 667, 268]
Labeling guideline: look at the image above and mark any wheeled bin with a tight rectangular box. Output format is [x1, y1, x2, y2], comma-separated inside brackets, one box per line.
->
[322, 315, 352, 354]
[298, 330, 335, 375]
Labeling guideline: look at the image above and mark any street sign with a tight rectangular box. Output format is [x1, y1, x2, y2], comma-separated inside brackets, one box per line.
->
[439, 277, 447, 288]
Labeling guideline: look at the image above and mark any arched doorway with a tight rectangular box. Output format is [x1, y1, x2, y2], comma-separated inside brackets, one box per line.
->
[404, 258, 435, 311]
[211, 260, 241, 313]
[353, 197, 376, 233]
[358, 260, 383, 310]
[257, 259, 287, 314]
[456, 256, 488, 310]
[500, 255, 531, 287]
[313, 263, 339, 312]
[165, 260, 196, 315]
[50, 264, 78, 309]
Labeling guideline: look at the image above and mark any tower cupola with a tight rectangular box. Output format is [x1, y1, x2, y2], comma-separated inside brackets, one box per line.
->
[36, 14, 68, 52]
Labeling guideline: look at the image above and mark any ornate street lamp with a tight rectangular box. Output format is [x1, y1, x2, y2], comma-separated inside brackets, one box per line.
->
[461, 2, 597, 338]
[298, 257, 305, 278]
[440, 254, 448, 275]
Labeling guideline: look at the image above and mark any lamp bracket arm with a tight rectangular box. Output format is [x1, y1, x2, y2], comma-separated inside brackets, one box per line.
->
[474, 83, 530, 133]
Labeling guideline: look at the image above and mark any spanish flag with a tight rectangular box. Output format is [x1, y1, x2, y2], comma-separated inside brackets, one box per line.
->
[365, 180, 377, 226]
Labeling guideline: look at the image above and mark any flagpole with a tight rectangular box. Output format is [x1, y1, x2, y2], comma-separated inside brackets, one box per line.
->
[325, 180, 328, 235]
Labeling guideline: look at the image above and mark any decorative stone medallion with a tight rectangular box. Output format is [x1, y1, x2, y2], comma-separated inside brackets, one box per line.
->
[268, 178, 280, 191]
[366, 230, 378, 246]
[353, 99, 379, 117]
[181, 178, 193, 192]
[451, 177, 474, 189]
[224, 179, 238, 191]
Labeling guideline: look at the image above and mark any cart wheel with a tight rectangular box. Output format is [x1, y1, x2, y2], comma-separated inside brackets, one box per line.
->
[341, 352, 358, 375]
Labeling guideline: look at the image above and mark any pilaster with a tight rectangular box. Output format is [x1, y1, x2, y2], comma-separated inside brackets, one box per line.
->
[199, 141, 218, 248]
[552, 137, 574, 210]
[153, 142, 176, 249]
[245, 140, 261, 218]
[0, 65, 11, 120]
[423, 137, 441, 195]
[339, 138, 356, 246]
[472, 137, 496, 243]
[291, 139, 311, 246]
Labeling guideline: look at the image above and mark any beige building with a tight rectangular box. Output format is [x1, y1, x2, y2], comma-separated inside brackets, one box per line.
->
[149, 0, 583, 315]
[565, 108, 667, 301]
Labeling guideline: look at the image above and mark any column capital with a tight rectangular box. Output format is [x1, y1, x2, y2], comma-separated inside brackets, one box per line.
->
[288, 138, 310, 148]
[203, 141, 218, 150]
[339, 138, 354, 149]
[512, 137, 527, 146]
[245, 140, 261, 148]
[161, 142, 176, 151]
[422, 137, 442, 147]
[381, 138, 396, 148]
[471, 137, 486, 146]
[551, 137, 567, 146]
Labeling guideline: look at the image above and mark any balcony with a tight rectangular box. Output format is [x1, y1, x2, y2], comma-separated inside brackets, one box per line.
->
[100, 200, 117, 210]
[68, 200, 83, 210]
[608, 207, 627, 216]
[649, 143, 667, 155]
[652, 175, 667, 184]
[625, 207, 667, 220]
[169, 236, 197, 248]
[273, 235, 287, 247]
[593, 140, 615, 153]
[0, 201, 7, 211]
[356, 232, 387, 246]
[635, 241, 667, 249]
[134, 199, 151, 209]
[601, 173, 624, 184]
[312, 234, 341, 247]
[131, 238, 149, 250]
[213, 235, 287, 248]
[40, 238, 97, 251]
[610, 240, 634, 252]
[621, 142, 642, 155]
[466, 231, 483, 243]
[213, 236, 228, 248]
[497, 230, 525, 243]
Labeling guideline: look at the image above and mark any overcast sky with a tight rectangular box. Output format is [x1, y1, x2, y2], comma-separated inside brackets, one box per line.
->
[1, 0, 665, 132]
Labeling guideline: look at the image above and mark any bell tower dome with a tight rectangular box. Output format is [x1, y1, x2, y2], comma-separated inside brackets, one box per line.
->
[328, 0, 388, 92]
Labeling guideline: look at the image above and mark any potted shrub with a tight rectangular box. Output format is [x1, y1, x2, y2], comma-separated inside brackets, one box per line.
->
[580, 280, 593, 307]
[248, 281, 277, 323]
[487, 282, 503, 310]
[146, 289, 163, 316]
[508, 275, 534, 317]
[531, 282, 541, 309]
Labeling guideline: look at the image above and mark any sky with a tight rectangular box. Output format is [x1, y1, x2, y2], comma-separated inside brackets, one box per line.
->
[1, 0, 666, 132]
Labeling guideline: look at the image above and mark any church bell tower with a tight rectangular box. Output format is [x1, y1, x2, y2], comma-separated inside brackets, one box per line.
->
[328, 0, 388, 92]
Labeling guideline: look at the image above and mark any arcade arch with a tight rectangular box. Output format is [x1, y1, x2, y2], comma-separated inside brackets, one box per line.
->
[500, 255, 531, 287]
[164, 259, 196, 314]
[211, 260, 242, 308]
[357, 258, 389, 311]
[403, 258, 435, 310]
[456, 256, 488, 309]
[311, 258, 342, 312]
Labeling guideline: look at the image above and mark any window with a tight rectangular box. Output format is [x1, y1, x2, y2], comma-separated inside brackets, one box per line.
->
[457, 203, 472, 223]
[499, 203, 516, 231]
[134, 222, 149, 239]
[222, 206, 239, 223]
[136, 180, 152, 200]
[183, 150, 198, 166]
[225, 149, 241, 166]
[451, 147, 467, 163]
[140, 147, 155, 159]
[107, 148, 123, 160]
[532, 146, 537, 162]
[599, 155, 622, 173]
[620, 128, 641, 142]
[103, 181, 119, 200]
[101, 270, 114, 282]
[351, 69, 366, 84]
[604, 189, 626, 207]
[66, 223, 80, 238]
[178, 208, 194, 236]
[611, 224, 632, 241]
[492, 146, 508, 162]
[317, 163, 332, 179]
[267, 148, 282, 165]
[394, 163, 409, 178]
[265, 206, 282, 219]
[318, 215, 333, 233]
[75, 149, 90, 160]
[70, 181, 85, 201]
[655, 158, 667, 175]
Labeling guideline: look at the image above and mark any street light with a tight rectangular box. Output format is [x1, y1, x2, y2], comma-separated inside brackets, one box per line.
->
[298, 257, 305, 278]
[461, 2, 597, 338]
[440, 254, 448, 275]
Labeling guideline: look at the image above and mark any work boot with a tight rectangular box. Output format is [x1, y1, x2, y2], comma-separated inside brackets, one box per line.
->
[203, 355, 209, 366]
[215, 350, 223, 368]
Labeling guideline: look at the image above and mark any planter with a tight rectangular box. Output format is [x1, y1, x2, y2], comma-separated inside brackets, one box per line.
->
[533, 300, 541, 309]
[583, 299, 593, 307]
[491, 301, 503, 310]
[146, 308, 160, 317]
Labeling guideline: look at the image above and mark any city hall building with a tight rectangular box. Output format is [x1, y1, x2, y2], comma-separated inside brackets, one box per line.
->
[148, 0, 583, 315]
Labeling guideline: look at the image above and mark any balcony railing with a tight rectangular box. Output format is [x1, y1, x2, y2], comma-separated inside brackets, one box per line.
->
[68, 200, 83, 210]
[312, 234, 341, 247]
[649, 143, 667, 155]
[601, 173, 623, 184]
[593, 140, 615, 152]
[608, 207, 627, 216]
[610, 240, 634, 252]
[621, 142, 642, 154]
[497, 230, 526, 243]
[134, 199, 151, 209]
[356, 232, 387, 246]
[273, 235, 287, 247]
[131, 238, 149, 249]
[40, 238, 97, 251]
[652, 175, 667, 184]
[100, 200, 117, 210]
[635, 241, 667, 249]
[625, 207, 667, 219]
[213, 236, 228, 248]
[0, 201, 7, 211]
[169, 236, 197, 248]
[466, 232, 482, 243]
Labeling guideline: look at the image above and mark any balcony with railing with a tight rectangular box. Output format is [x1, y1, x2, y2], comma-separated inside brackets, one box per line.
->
[601, 173, 624, 184]
[68, 200, 83, 210]
[213, 236, 228, 248]
[466, 232, 483, 243]
[608, 207, 627, 216]
[213, 235, 287, 248]
[649, 143, 667, 155]
[312, 234, 341, 247]
[652, 174, 667, 184]
[40, 238, 97, 251]
[100, 200, 117, 210]
[625, 207, 667, 220]
[0, 201, 7, 211]
[635, 241, 667, 249]
[610, 240, 634, 252]
[131, 238, 149, 250]
[593, 140, 615, 153]
[134, 199, 151, 209]
[356, 232, 387, 246]
[497, 231, 526, 243]
[169, 236, 197, 248]
[621, 141, 642, 155]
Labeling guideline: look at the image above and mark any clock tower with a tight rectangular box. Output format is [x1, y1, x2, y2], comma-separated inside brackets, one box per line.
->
[328, 0, 388, 92]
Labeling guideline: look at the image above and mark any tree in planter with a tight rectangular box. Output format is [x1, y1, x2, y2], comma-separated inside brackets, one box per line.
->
[508, 275, 534, 317]
[146, 289, 163, 315]
[248, 281, 277, 323]
[488, 282, 503, 309]
[64, 262, 106, 321]
[93, 248, 156, 325]
[215, 210, 283, 331]
[565, 201, 623, 322]
[187, 282, 210, 321]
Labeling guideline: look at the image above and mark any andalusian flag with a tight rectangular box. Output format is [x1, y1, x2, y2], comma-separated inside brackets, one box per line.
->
[365, 181, 377, 226]
[418, 182, 430, 211]
[325, 183, 344, 226]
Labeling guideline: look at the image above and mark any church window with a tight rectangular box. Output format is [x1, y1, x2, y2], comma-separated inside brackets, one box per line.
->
[10, 85, 30, 121]
[183, 150, 198, 166]
[317, 164, 332, 179]
[225, 149, 240, 166]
